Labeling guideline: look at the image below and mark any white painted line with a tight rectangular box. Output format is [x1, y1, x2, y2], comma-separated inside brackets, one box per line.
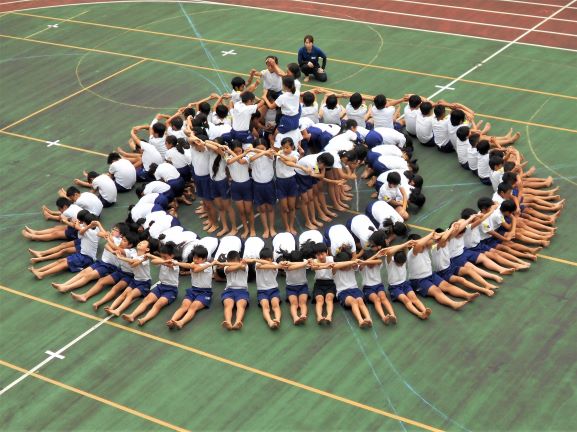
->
[427, 0, 577, 101]
[434, 85, 455, 91]
[46, 139, 60, 147]
[0, 315, 112, 396]
[221, 49, 236, 56]
[45, 350, 65, 360]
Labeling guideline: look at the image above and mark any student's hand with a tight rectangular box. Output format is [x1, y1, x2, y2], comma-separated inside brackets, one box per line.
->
[307, 62, 314, 68]
[318, 68, 324, 73]
[223, 93, 231, 99]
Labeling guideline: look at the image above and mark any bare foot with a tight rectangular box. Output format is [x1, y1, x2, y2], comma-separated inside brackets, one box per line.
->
[29, 267, 43, 280]
[453, 301, 468, 310]
[232, 321, 243, 330]
[216, 228, 229, 237]
[70, 293, 86, 302]
[499, 268, 514, 275]
[262, 230, 270, 239]
[388, 315, 397, 325]
[221, 320, 233, 330]
[241, 230, 249, 240]
[206, 225, 218, 234]
[269, 229, 277, 237]
[28, 248, 40, 257]
[425, 308, 432, 317]
[313, 220, 323, 228]
[137, 319, 146, 326]
[289, 229, 298, 236]
[51, 283, 65, 292]
[294, 316, 306, 325]
[175, 321, 184, 330]
[382, 315, 390, 325]
[250, 229, 256, 237]
[467, 292, 480, 302]
[92, 303, 100, 311]
[486, 289, 495, 297]
[122, 314, 134, 323]
[228, 228, 238, 236]
[30, 257, 42, 264]
[166, 320, 176, 329]
[305, 222, 317, 230]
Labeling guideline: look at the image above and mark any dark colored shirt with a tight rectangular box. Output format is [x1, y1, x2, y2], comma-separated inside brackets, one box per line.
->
[298, 46, 327, 69]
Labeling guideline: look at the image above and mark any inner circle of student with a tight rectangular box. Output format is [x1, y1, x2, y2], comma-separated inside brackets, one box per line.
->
[26, 48, 562, 333]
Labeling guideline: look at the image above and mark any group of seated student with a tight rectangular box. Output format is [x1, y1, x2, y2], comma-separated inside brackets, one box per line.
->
[22, 54, 563, 332]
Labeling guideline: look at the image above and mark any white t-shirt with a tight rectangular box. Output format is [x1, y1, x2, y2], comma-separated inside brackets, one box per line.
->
[62, 203, 82, 220]
[159, 261, 180, 287]
[416, 112, 434, 144]
[477, 153, 491, 179]
[455, 137, 469, 165]
[132, 254, 151, 282]
[197, 237, 219, 260]
[327, 224, 357, 256]
[407, 249, 432, 280]
[367, 200, 403, 229]
[285, 264, 307, 285]
[154, 162, 180, 182]
[272, 232, 296, 262]
[384, 258, 406, 286]
[275, 151, 298, 179]
[467, 146, 479, 170]
[227, 156, 250, 183]
[430, 243, 451, 272]
[148, 135, 167, 160]
[321, 104, 343, 125]
[208, 150, 227, 181]
[91, 174, 117, 204]
[378, 184, 403, 203]
[131, 202, 155, 222]
[376, 155, 408, 171]
[301, 103, 319, 124]
[225, 264, 249, 289]
[334, 268, 358, 294]
[190, 264, 213, 289]
[208, 122, 232, 140]
[370, 105, 395, 129]
[76, 192, 103, 216]
[345, 103, 367, 128]
[261, 69, 282, 92]
[166, 147, 191, 169]
[109, 159, 136, 189]
[250, 153, 275, 183]
[448, 236, 465, 259]
[140, 141, 163, 170]
[314, 255, 333, 280]
[276, 91, 300, 116]
[349, 215, 377, 248]
[143, 181, 171, 195]
[231, 102, 258, 131]
[274, 127, 303, 149]
[159, 226, 184, 244]
[190, 145, 211, 177]
[242, 237, 265, 259]
[324, 130, 356, 153]
[360, 260, 383, 287]
[79, 226, 100, 260]
[373, 127, 406, 148]
[372, 145, 403, 158]
[491, 169, 504, 192]
[403, 105, 419, 135]
[298, 230, 324, 247]
[432, 117, 450, 147]
[255, 266, 278, 291]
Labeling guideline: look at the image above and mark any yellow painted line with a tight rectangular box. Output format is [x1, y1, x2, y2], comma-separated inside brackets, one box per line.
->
[10, 11, 577, 102]
[0, 359, 189, 432]
[24, 10, 88, 39]
[1, 59, 146, 132]
[0, 285, 444, 432]
[0, 130, 107, 157]
[1, 33, 576, 136]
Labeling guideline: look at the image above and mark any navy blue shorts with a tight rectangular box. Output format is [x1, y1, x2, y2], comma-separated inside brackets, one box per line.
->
[151, 283, 178, 304]
[371, 160, 388, 176]
[98, 195, 114, 208]
[365, 201, 379, 225]
[388, 281, 413, 301]
[66, 253, 94, 273]
[74, 238, 81, 252]
[257, 288, 281, 304]
[480, 176, 492, 186]
[195, 174, 212, 200]
[470, 242, 491, 253]
[410, 273, 444, 297]
[210, 178, 230, 200]
[451, 250, 478, 268]
[115, 182, 131, 193]
[364, 130, 383, 148]
[136, 167, 153, 183]
[374, 181, 384, 192]
[110, 270, 134, 285]
[295, 174, 316, 194]
[90, 261, 118, 277]
[222, 129, 254, 144]
[177, 166, 192, 183]
[460, 162, 469, 170]
[481, 237, 501, 249]
[275, 176, 298, 199]
[436, 265, 458, 281]
[278, 109, 301, 134]
[231, 179, 253, 202]
[286, 283, 309, 299]
[129, 279, 152, 296]
[221, 288, 250, 304]
[337, 288, 364, 307]
[253, 180, 276, 206]
[366, 151, 380, 168]
[363, 283, 385, 300]
[64, 226, 78, 240]
[420, 137, 435, 147]
[167, 177, 185, 197]
[184, 287, 213, 308]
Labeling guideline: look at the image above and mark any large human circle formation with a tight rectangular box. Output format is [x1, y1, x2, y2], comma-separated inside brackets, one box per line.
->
[24, 56, 564, 331]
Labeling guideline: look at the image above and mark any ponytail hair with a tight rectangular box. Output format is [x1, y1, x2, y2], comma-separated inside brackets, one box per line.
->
[282, 76, 296, 94]
[175, 137, 188, 155]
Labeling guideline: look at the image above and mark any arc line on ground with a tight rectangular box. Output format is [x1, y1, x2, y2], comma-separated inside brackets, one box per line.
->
[427, 0, 577, 100]
[8, 11, 577, 101]
[1, 34, 576, 136]
[0, 359, 190, 432]
[0, 284, 445, 432]
[0, 315, 113, 396]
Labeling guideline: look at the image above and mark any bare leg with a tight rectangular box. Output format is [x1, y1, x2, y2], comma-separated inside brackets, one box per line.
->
[137, 297, 169, 326]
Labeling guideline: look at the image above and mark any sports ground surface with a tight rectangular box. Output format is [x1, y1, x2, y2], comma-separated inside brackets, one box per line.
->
[1, 1, 577, 431]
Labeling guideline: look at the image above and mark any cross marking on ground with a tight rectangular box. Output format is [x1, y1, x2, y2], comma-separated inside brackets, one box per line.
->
[221, 49, 237, 56]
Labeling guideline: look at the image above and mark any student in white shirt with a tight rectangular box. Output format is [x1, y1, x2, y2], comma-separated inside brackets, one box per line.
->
[107, 152, 136, 192]
[62, 186, 103, 217]
[149, 161, 185, 198]
[264, 76, 301, 134]
[345, 92, 367, 128]
[455, 126, 471, 169]
[365, 94, 405, 129]
[401, 94, 422, 137]
[377, 171, 409, 220]
[226, 141, 255, 239]
[432, 104, 453, 152]
[73, 171, 117, 208]
[118, 125, 164, 182]
[467, 133, 480, 175]
[275, 137, 300, 235]
[364, 126, 407, 149]
[301, 91, 319, 123]
[277, 247, 309, 325]
[325, 224, 357, 257]
[415, 101, 435, 146]
[25, 198, 82, 243]
[225, 91, 265, 145]
[165, 136, 192, 181]
[489, 156, 505, 191]
[319, 93, 346, 125]
[214, 250, 250, 331]
[249, 138, 277, 239]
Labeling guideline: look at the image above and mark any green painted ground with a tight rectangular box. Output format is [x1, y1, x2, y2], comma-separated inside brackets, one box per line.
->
[1, 3, 576, 431]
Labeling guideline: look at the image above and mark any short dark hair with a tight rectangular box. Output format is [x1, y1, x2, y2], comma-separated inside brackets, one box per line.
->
[477, 197, 494, 211]
[192, 245, 208, 260]
[497, 182, 512, 195]
[241, 91, 255, 103]
[231, 76, 246, 90]
[419, 101, 433, 115]
[349, 92, 363, 110]
[344, 119, 357, 130]
[215, 104, 229, 119]
[302, 91, 315, 106]
[317, 152, 334, 168]
[107, 152, 121, 164]
[489, 155, 504, 170]
[393, 222, 408, 236]
[408, 94, 421, 108]
[450, 109, 465, 126]
[500, 199, 516, 214]
[433, 104, 445, 118]
[386, 171, 401, 185]
[393, 250, 407, 265]
[171, 116, 183, 130]
[66, 186, 80, 197]
[152, 122, 166, 137]
[56, 197, 71, 209]
[456, 126, 470, 141]
[325, 94, 338, 109]
[373, 94, 386, 109]
[259, 247, 273, 260]
[476, 140, 491, 155]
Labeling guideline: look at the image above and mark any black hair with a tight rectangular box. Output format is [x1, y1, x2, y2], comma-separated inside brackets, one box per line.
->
[282, 76, 296, 94]
[450, 109, 466, 126]
[461, 208, 476, 219]
[419, 101, 433, 115]
[56, 197, 72, 209]
[411, 174, 424, 189]
[325, 94, 338, 110]
[159, 241, 176, 257]
[409, 189, 426, 208]
[338, 149, 358, 163]
[227, 250, 241, 262]
[281, 137, 295, 149]
[124, 232, 139, 248]
[299, 240, 317, 260]
[497, 182, 512, 195]
[66, 186, 81, 197]
[302, 91, 315, 106]
[147, 163, 158, 176]
[489, 155, 504, 170]
[408, 94, 422, 108]
[83, 212, 99, 225]
[135, 184, 145, 198]
[349, 92, 363, 110]
[344, 119, 357, 130]
[313, 242, 328, 255]
[259, 247, 274, 260]
[215, 104, 229, 120]
[334, 250, 352, 262]
[368, 229, 388, 248]
[503, 161, 516, 172]
[433, 104, 446, 118]
[165, 135, 178, 148]
[387, 171, 401, 186]
[183, 107, 196, 119]
[304, 34, 314, 43]
[502, 172, 517, 185]
[373, 94, 386, 110]
[241, 91, 255, 104]
[192, 245, 209, 260]
[229, 140, 244, 153]
[231, 76, 246, 90]
[254, 137, 269, 149]
[317, 152, 335, 168]
[393, 222, 408, 236]
[354, 145, 368, 162]
[476, 139, 491, 156]
[469, 133, 480, 147]
[87, 171, 99, 183]
[287, 63, 301, 78]
[408, 159, 419, 173]
[393, 250, 407, 265]
[434, 227, 444, 234]
[500, 199, 517, 214]
[198, 102, 211, 116]
[477, 197, 494, 211]
[171, 116, 184, 130]
[456, 125, 470, 142]
[107, 152, 121, 164]
[175, 138, 189, 155]
[265, 55, 278, 64]
[407, 233, 421, 241]
[152, 122, 166, 137]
